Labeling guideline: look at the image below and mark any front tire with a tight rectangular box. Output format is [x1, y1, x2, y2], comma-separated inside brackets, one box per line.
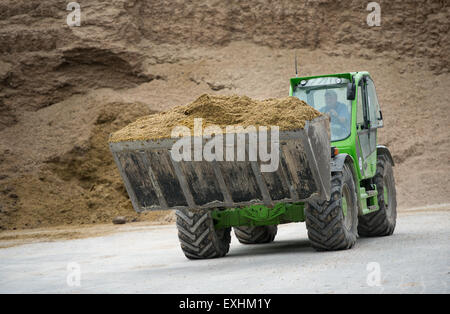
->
[305, 163, 358, 251]
[233, 225, 277, 244]
[176, 209, 231, 259]
[358, 155, 397, 237]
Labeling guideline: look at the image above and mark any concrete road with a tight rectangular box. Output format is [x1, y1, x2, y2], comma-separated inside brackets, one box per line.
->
[0, 209, 449, 294]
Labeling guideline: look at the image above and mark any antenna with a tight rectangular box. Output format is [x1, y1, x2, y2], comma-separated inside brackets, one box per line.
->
[294, 51, 298, 77]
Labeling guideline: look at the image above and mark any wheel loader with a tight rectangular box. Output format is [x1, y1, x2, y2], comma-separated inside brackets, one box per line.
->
[109, 71, 397, 259]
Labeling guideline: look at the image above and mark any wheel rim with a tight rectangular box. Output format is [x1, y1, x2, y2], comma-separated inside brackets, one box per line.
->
[342, 194, 348, 217]
[383, 180, 389, 207]
[342, 185, 352, 230]
[383, 177, 393, 221]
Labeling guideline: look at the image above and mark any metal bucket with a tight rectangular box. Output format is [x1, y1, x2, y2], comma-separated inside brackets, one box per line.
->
[109, 116, 330, 212]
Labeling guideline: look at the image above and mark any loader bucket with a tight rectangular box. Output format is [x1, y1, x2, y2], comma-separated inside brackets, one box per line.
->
[109, 115, 330, 212]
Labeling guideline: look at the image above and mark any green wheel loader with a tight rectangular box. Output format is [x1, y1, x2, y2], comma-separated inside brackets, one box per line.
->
[110, 71, 397, 259]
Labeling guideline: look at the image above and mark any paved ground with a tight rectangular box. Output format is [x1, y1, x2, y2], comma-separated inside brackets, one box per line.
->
[0, 209, 448, 294]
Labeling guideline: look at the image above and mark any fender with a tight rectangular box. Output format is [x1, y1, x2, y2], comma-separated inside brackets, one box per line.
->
[377, 145, 395, 166]
[331, 153, 355, 173]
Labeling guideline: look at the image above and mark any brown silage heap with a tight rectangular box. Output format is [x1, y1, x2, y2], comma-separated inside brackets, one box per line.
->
[109, 94, 322, 142]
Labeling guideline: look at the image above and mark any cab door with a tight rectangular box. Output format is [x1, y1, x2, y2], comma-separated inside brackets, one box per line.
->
[356, 76, 381, 178]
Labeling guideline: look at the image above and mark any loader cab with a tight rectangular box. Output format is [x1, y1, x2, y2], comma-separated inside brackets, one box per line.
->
[290, 72, 384, 180]
[291, 75, 353, 142]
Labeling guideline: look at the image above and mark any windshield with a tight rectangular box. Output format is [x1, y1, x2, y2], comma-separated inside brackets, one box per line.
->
[293, 81, 352, 142]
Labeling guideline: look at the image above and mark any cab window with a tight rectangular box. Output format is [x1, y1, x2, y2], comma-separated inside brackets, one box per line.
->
[366, 78, 382, 127]
[357, 85, 364, 125]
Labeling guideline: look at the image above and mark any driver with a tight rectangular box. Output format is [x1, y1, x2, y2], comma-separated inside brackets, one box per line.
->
[322, 90, 350, 130]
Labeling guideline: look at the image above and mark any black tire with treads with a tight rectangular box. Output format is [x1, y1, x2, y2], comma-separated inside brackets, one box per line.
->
[305, 163, 358, 251]
[233, 225, 277, 244]
[358, 155, 397, 237]
[176, 208, 231, 259]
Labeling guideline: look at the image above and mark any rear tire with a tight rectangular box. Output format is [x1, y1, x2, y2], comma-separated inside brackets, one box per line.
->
[358, 155, 397, 237]
[176, 209, 231, 259]
[233, 225, 277, 244]
[305, 163, 358, 251]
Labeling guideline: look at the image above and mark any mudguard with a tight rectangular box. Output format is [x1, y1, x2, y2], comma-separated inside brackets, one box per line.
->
[331, 153, 355, 173]
[377, 145, 395, 166]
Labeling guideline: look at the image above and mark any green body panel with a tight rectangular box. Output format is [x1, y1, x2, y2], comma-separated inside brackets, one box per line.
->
[212, 203, 305, 229]
[213, 72, 383, 230]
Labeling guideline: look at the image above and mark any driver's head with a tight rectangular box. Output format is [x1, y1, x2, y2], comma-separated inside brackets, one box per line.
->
[325, 90, 338, 107]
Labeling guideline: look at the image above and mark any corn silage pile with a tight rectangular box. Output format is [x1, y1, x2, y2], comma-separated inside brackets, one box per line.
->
[109, 94, 322, 142]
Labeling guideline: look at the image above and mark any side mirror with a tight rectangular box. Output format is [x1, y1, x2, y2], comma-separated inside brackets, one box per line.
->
[347, 82, 356, 100]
